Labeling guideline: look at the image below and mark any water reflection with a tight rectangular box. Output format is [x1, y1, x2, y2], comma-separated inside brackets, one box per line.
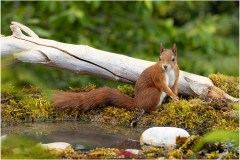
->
[2, 122, 144, 150]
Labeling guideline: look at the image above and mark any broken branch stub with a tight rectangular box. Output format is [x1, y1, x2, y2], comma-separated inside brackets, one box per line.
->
[1, 21, 238, 102]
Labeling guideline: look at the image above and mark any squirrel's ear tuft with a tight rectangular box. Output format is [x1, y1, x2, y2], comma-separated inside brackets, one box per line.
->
[172, 43, 177, 55]
[160, 43, 165, 53]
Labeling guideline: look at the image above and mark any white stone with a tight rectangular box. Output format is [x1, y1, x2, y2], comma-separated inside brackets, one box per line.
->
[1, 135, 7, 141]
[140, 127, 190, 147]
[125, 149, 142, 155]
[41, 142, 71, 150]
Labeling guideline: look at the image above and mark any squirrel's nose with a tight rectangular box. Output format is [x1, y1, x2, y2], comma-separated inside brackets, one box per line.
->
[164, 65, 168, 69]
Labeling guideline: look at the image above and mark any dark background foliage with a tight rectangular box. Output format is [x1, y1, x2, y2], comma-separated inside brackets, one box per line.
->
[1, 1, 239, 89]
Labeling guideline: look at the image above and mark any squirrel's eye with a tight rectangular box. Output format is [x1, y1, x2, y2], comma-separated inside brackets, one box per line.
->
[159, 57, 161, 61]
[172, 58, 175, 62]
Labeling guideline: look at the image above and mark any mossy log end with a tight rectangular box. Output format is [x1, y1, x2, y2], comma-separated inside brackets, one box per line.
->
[1, 21, 238, 102]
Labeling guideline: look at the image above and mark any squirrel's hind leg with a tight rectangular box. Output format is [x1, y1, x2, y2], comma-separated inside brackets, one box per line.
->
[130, 109, 145, 128]
[135, 87, 160, 112]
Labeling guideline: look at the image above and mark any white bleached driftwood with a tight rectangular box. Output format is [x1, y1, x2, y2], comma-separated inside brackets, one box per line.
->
[1, 22, 238, 102]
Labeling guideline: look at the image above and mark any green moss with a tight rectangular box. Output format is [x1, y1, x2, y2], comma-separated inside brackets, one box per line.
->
[2, 83, 240, 159]
[117, 84, 135, 97]
[229, 102, 239, 111]
[1, 83, 24, 103]
[209, 73, 239, 98]
[85, 106, 136, 125]
[142, 146, 165, 158]
[181, 135, 201, 150]
[168, 148, 194, 159]
[2, 96, 53, 122]
[140, 99, 216, 134]
[212, 119, 239, 131]
[224, 152, 239, 159]
[88, 148, 119, 158]
[167, 135, 200, 159]
[1, 84, 54, 123]
[137, 99, 239, 135]
[70, 152, 87, 159]
[185, 149, 194, 158]
[176, 136, 188, 148]
[205, 152, 219, 159]
[68, 83, 96, 92]
[168, 149, 184, 159]
[2, 83, 239, 136]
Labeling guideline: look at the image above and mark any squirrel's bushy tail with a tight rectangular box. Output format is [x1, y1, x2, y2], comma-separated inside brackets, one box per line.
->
[53, 87, 135, 111]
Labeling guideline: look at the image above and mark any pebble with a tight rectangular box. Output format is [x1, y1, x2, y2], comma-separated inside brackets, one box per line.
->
[125, 149, 142, 155]
[140, 127, 190, 147]
[1, 135, 7, 141]
[41, 142, 71, 150]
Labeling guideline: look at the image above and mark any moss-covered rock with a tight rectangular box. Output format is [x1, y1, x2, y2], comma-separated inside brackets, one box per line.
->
[209, 73, 239, 98]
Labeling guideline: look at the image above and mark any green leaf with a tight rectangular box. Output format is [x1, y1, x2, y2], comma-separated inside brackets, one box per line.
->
[194, 130, 239, 152]
[144, 0, 152, 11]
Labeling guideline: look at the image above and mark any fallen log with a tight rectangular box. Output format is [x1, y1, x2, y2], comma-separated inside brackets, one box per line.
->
[1, 22, 238, 102]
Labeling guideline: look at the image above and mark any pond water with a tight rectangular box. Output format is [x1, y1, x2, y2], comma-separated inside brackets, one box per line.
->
[1, 122, 145, 150]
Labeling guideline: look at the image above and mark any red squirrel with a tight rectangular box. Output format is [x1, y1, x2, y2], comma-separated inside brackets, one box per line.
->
[53, 44, 179, 113]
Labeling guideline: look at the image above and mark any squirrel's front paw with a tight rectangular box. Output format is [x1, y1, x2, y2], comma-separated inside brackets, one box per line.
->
[174, 91, 178, 97]
[173, 96, 179, 102]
